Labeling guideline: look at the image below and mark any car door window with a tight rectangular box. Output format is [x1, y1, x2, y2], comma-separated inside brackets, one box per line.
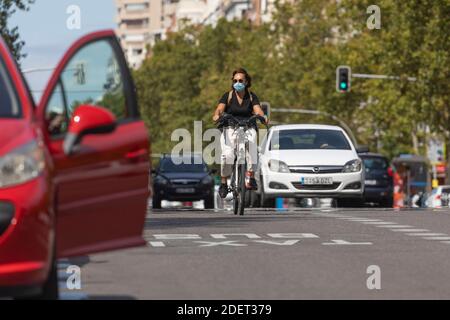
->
[45, 82, 68, 136]
[45, 39, 129, 136]
[0, 57, 20, 118]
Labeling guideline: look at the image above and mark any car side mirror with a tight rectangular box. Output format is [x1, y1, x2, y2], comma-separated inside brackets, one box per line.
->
[356, 145, 369, 154]
[63, 105, 117, 156]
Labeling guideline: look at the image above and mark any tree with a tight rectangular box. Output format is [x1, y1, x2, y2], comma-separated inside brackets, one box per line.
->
[134, 0, 449, 171]
[0, 0, 35, 61]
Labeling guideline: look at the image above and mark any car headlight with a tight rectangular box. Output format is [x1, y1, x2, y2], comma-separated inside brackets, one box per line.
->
[154, 175, 169, 185]
[342, 159, 362, 173]
[268, 160, 291, 173]
[201, 175, 213, 185]
[0, 141, 45, 189]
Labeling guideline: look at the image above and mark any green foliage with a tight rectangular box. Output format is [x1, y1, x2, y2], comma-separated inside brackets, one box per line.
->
[134, 0, 449, 163]
[0, 0, 35, 62]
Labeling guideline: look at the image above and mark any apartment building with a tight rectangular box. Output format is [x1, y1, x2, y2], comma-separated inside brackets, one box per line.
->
[116, 0, 164, 68]
[116, 0, 279, 68]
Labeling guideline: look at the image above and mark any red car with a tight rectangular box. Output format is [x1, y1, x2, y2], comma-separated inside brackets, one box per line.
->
[0, 30, 151, 299]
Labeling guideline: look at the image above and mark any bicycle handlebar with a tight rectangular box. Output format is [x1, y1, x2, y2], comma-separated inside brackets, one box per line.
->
[216, 113, 268, 129]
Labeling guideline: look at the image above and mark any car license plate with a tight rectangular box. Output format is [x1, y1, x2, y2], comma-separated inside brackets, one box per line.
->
[301, 177, 333, 185]
[365, 180, 377, 186]
[176, 188, 195, 194]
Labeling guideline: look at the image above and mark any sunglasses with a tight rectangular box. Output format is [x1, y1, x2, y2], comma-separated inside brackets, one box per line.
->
[233, 79, 245, 83]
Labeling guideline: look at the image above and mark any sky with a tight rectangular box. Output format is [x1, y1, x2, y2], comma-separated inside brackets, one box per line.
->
[10, 0, 116, 98]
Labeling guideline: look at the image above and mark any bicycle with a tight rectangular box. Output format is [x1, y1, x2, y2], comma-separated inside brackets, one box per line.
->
[217, 113, 268, 216]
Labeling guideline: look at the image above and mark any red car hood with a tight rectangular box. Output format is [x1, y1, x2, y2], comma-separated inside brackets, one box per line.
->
[0, 119, 32, 156]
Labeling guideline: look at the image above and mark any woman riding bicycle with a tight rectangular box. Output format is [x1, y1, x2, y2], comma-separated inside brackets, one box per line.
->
[212, 68, 268, 199]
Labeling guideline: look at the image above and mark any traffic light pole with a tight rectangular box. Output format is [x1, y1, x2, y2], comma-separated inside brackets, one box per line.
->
[352, 73, 417, 82]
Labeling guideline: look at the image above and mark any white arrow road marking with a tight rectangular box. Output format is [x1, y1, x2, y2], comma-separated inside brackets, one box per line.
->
[322, 240, 373, 245]
[254, 240, 301, 246]
[391, 229, 430, 232]
[154, 234, 202, 240]
[195, 241, 248, 247]
[268, 233, 319, 239]
[211, 233, 261, 239]
[149, 241, 166, 247]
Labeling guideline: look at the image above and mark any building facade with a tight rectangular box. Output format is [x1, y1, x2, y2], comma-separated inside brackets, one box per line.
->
[116, 0, 278, 68]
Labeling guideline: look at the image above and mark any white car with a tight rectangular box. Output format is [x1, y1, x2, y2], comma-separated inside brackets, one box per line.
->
[254, 124, 366, 207]
[425, 186, 450, 208]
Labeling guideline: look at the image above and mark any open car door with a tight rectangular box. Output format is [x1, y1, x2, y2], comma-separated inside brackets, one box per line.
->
[37, 30, 150, 258]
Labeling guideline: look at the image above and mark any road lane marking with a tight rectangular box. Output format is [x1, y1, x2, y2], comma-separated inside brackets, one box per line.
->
[390, 229, 430, 232]
[406, 233, 447, 237]
[322, 240, 373, 245]
[149, 241, 166, 247]
[254, 240, 300, 246]
[337, 217, 379, 220]
[195, 241, 248, 247]
[376, 225, 414, 228]
[423, 237, 450, 241]
[154, 234, 202, 240]
[268, 233, 320, 239]
[211, 233, 261, 239]
[344, 219, 383, 222]
[361, 221, 396, 225]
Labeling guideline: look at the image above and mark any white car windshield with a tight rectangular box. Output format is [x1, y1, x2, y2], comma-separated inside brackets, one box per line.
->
[270, 129, 351, 150]
[0, 57, 20, 118]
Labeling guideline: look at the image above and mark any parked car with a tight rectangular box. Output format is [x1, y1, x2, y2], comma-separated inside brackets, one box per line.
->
[0, 31, 151, 299]
[152, 154, 215, 209]
[425, 186, 450, 208]
[359, 153, 394, 207]
[253, 124, 366, 207]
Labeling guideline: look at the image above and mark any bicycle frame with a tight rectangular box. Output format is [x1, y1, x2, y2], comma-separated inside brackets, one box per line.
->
[229, 126, 252, 193]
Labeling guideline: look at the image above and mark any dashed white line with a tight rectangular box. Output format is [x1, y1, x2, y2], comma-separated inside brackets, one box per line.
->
[423, 236, 450, 241]
[405, 233, 448, 237]
[390, 229, 430, 232]
[149, 241, 166, 247]
[344, 219, 382, 222]
[361, 221, 396, 225]
[376, 225, 414, 228]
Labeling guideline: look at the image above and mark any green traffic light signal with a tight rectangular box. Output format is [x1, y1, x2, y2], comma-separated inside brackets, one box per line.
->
[336, 66, 351, 92]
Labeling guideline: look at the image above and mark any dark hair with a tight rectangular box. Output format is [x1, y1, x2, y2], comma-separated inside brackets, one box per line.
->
[231, 68, 252, 89]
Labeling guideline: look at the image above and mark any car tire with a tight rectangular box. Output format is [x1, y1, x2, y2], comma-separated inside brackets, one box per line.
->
[337, 198, 362, 208]
[379, 198, 393, 208]
[259, 176, 275, 208]
[153, 196, 162, 209]
[204, 196, 215, 209]
[19, 248, 59, 300]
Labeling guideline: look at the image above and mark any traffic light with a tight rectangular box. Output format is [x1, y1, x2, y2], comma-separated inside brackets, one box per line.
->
[336, 66, 351, 92]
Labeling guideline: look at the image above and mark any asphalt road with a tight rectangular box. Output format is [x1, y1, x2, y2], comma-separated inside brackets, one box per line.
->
[59, 207, 450, 300]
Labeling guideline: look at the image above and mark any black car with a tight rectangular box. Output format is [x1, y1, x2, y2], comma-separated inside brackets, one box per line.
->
[360, 153, 394, 207]
[152, 155, 216, 209]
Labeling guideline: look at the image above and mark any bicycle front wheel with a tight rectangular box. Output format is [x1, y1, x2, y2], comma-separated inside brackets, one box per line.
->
[237, 163, 246, 216]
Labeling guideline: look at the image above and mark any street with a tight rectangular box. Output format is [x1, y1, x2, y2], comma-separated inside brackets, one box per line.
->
[59, 207, 450, 300]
